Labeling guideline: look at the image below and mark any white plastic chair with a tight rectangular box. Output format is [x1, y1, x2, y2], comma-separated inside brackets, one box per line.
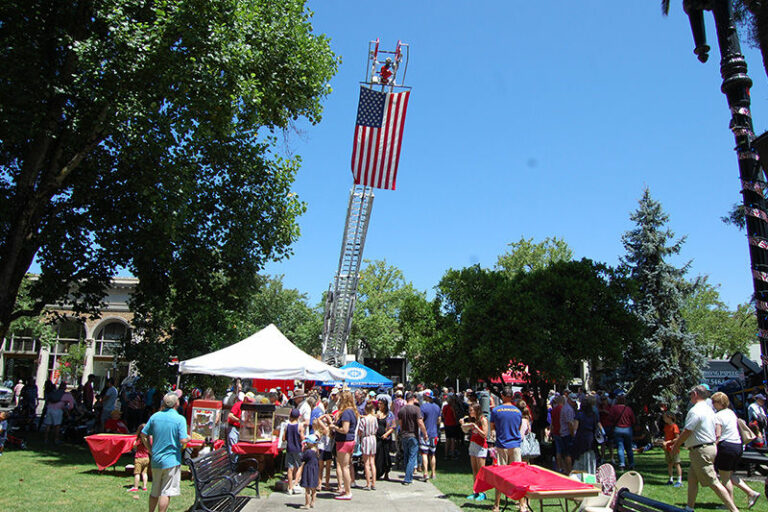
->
[579, 471, 643, 512]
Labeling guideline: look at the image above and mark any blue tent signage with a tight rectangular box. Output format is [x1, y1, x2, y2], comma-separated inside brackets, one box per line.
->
[320, 361, 393, 388]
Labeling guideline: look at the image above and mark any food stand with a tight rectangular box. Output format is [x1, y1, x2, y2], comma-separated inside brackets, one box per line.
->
[189, 399, 222, 440]
[177, 324, 347, 477]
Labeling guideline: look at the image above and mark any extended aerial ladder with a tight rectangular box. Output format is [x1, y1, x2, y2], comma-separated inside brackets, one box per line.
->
[321, 40, 410, 367]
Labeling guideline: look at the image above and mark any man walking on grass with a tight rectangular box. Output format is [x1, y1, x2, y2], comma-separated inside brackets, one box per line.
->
[141, 392, 190, 512]
[671, 385, 739, 512]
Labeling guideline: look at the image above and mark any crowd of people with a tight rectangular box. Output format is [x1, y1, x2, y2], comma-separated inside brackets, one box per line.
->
[6, 373, 768, 512]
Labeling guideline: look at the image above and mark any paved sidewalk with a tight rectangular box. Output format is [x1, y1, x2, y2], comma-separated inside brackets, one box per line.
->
[242, 476, 462, 512]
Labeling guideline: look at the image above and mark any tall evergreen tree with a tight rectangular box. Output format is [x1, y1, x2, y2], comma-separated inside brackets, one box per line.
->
[618, 189, 704, 410]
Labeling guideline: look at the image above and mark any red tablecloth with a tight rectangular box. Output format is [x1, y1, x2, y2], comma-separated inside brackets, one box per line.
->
[186, 439, 225, 450]
[85, 434, 137, 471]
[474, 463, 596, 500]
[186, 438, 278, 456]
[231, 439, 280, 457]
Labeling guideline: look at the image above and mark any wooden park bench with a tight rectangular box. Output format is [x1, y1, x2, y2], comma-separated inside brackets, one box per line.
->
[739, 449, 768, 477]
[614, 489, 687, 512]
[187, 447, 260, 512]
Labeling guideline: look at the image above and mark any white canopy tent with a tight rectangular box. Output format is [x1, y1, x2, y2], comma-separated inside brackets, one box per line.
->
[179, 324, 347, 381]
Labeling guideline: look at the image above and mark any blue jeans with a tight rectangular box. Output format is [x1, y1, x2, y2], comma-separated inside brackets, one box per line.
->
[614, 426, 633, 468]
[228, 425, 239, 445]
[402, 435, 419, 483]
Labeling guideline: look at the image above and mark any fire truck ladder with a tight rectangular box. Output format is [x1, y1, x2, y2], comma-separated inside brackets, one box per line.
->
[321, 185, 375, 366]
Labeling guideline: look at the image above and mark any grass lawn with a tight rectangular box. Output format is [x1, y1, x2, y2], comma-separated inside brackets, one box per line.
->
[431, 446, 768, 511]
[0, 433, 273, 512]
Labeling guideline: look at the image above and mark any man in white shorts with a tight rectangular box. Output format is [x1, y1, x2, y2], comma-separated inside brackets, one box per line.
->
[141, 393, 190, 512]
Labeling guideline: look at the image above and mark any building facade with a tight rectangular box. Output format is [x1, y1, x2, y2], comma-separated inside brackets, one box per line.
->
[0, 277, 137, 392]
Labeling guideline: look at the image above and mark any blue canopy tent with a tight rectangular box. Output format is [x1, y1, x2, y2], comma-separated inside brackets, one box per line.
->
[319, 361, 394, 388]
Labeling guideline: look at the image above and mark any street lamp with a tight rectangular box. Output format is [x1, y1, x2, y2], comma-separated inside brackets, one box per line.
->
[681, 0, 768, 382]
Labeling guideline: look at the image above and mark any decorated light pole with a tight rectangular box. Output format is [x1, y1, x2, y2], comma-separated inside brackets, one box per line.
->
[678, 0, 768, 382]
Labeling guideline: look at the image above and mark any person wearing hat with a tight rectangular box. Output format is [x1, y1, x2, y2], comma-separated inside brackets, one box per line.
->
[141, 393, 190, 512]
[227, 392, 255, 445]
[672, 385, 739, 512]
[295, 390, 311, 435]
[749, 393, 767, 439]
[328, 387, 340, 414]
[419, 389, 441, 481]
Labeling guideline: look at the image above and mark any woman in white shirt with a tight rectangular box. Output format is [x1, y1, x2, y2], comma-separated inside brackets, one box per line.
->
[712, 392, 761, 508]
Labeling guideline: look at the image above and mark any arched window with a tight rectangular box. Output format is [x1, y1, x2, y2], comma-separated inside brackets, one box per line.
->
[94, 321, 131, 356]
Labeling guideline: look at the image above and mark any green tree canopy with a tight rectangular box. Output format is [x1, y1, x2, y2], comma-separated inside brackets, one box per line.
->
[495, 236, 573, 277]
[351, 259, 422, 359]
[401, 259, 638, 387]
[681, 277, 756, 359]
[0, 0, 337, 348]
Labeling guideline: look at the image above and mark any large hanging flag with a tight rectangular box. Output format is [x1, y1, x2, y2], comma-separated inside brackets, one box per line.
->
[351, 86, 410, 190]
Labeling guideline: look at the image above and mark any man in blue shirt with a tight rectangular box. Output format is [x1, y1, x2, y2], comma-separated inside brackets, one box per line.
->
[490, 386, 523, 512]
[141, 393, 190, 512]
[419, 389, 442, 481]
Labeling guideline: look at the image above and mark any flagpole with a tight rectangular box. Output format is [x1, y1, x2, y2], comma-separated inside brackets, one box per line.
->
[682, 1, 768, 388]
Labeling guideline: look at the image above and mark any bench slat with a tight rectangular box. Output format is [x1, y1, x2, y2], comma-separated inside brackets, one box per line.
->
[615, 490, 687, 512]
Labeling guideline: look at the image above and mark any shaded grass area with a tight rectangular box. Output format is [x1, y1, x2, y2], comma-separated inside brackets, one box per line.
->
[0, 433, 274, 512]
[431, 446, 768, 511]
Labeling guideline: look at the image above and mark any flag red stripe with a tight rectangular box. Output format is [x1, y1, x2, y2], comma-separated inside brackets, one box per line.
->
[390, 91, 410, 190]
[377, 95, 395, 188]
[381, 93, 399, 189]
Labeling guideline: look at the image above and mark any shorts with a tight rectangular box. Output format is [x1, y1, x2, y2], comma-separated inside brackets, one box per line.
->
[420, 436, 439, 454]
[715, 441, 743, 472]
[134, 457, 150, 475]
[150, 465, 181, 497]
[689, 444, 718, 487]
[664, 449, 681, 465]
[336, 440, 355, 454]
[285, 451, 302, 469]
[43, 408, 63, 427]
[469, 441, 488, 459]
[496, 447, 522, 465]
[560, 435, 574, 458]
[321, 450, 335, 462]
[445, 425, 462, 440]
[553, 435, 563, 455]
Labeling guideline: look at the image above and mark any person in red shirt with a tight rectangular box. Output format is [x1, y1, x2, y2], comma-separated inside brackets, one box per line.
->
[550, 395, 564, 472]
[104, 409, 130, 434]
[662, 411, 682, 487]
[227, 392, 255, 444]
[128, 423, 150, 492]
[442, 395, 461, 459]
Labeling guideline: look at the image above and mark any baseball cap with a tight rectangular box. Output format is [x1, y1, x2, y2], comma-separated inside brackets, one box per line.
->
[368, 391, 376, 397]
[290, 408, 300, 419]
[305, 434, 318, 444]
[756, 393, 767, 401]
[244, 391, 256, 402]
[568, 392, 579, 400]
[394, 390, 403, 397]
[423, 389, 433, 398]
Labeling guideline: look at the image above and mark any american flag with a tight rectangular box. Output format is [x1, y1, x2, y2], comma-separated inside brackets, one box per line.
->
[351, 86, 410, 190]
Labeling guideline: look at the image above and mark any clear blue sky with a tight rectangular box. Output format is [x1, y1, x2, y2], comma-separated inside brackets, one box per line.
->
[264, 1, 768, 309]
